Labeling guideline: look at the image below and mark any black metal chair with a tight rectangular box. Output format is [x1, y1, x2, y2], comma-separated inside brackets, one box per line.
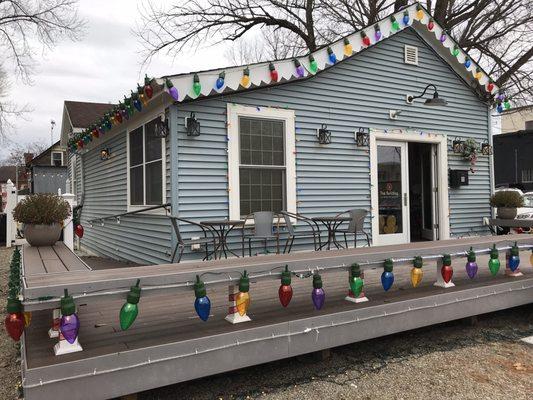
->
[241, 211, 281, 256]
[334, 209, 371, 248]
[168, 217, 217, 263]
[280, 211, 322, 253]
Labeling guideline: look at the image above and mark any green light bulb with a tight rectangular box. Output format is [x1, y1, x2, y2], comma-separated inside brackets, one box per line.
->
[193, 73, 201, 97]
[309, 55, 318, 73]
[119, 280, 141, 331]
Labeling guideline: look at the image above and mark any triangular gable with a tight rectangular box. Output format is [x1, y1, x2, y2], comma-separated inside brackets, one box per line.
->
[156, 2, 499, 104]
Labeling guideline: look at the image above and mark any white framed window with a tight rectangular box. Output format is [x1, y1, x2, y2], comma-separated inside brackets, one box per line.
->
[227, 104, 296, 220]
[51, 151, 63, 166]
[127, 117, 166, 210]
[522, 169, 533, 183]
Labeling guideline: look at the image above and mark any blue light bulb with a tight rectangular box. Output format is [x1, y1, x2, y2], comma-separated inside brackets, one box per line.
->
[194, 296, 211, 321]
[133, 99, 142, 112]
[215, 77, 224, 90]
[509, 255, 520, 272]
[403, 15, 410, 25]
[497, 104, 503, 113]
[381, 271, 394, 291]
[464, 59, 471, 68]
[329, 52, 337, 64]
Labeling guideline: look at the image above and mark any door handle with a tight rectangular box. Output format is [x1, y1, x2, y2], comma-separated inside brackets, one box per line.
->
[403, 193, 408, 206]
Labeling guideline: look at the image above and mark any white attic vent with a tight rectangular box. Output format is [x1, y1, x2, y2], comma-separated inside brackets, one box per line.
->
[404, 45, 418, 65]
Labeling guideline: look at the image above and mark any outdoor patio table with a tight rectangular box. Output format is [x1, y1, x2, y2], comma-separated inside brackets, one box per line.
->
[312, 216, 352, 250]
[200, 219, 245, 259]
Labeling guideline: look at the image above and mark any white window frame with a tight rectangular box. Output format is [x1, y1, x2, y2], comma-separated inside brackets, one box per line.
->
[51, 151, 64, 166]
[227, 104, 296, 221]
[126, 116, 166, 212]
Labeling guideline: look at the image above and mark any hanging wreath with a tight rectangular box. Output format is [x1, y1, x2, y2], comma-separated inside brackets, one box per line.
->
[461, 138, 478, 173]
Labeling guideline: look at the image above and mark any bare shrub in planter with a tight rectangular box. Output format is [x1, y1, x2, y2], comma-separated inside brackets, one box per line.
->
[489, 191, 524, 219]
[13, 194, 71, 246]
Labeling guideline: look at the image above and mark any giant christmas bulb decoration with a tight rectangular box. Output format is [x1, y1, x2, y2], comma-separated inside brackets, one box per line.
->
[309, 55, 318, 73]
[452, 45, 460, 57]
[193, 73, 202, 97]
[124, 96, 134, 116]
[144, 75, 153, 99]
[487, 82, 494, 92]
[343, 38, 353, 56]
[415, 5, 424, 20]
[361, 31, 370, 47]
[391, 16, 400, 32]
[311, 274, 325, 310]
[464, 57, 471, 69]
[114, 108, 123, 124]
[5, 298, 24, 342]
[427, 18, 435, 31]
[241, 67, 250, 87]
[215, 71, 225, 90]
[119, 279, 141, 330]
[269, 62, 278, 82]
[381, 259, 394, 291]
[294, 59, 305, 77]
[349, 263, 364, 297]
[235, 270, 250, 316]
[278, 265, 293, 308]
[59, 289, 80, 344]
[411, 256, 423, 288]
[503, 97, 511, 110]
[132, 91, 142, 112]
[508, 242, 520, 272]
[165, 79, 179, 101]
[194, 275, 211, 321]
[496, 102, 504, 114]
[530, 248, 533, 267]
[138, 85, 148, 106]
[74, 224, 84, 238]
[465, 247, 478, 279]
[402, 11, 410, 26]
[488, 244, 500, 276]
[327, 47, 337, 64]
[374, 24, 382, 41]
[441, 254, 453, 283]
[440, 32, 447, 43]
[474, 68, 482, 81]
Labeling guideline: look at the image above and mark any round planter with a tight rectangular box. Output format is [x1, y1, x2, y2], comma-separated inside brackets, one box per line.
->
[24, 223, 62, 246]
[496, 207, 517, 220]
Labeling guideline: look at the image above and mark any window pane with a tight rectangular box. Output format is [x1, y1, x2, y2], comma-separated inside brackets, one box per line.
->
[239, 167, 284, 216]
[130, 127, 143, 167]
[146, 161, 163, 205]
[145, 118, 162, 162]
[130, 166, 144, 205]
[239, 117, 284, 166]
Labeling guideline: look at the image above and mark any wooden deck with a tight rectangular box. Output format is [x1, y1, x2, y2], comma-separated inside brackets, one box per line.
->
[22, 243, 91, 276]
[20, 235, 533, 400]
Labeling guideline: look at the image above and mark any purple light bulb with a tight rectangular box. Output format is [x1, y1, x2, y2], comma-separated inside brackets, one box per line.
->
[465, 261, 478, 279]
[296, 65, 305, 78]
[60, 313, 80, 344]
[497, 93, 505, 102]
[375, 30, 382, 41]
[440, 33, 447, 42]
[165, 78, 179, 101]
[311, 274, 325, 310]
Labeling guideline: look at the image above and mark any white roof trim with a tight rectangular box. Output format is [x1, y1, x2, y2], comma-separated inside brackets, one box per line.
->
[155, 3, 499, 103]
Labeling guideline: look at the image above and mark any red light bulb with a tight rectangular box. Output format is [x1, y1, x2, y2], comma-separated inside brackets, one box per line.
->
[428, 19, 434, 31]
[441, 254, 453, 283]
[487, 83, 494, 92]
[5, 298, 24, 342]
[269, 62, 278, 82]
[278, 266, 293, 307]
[74, 224, 84, 238]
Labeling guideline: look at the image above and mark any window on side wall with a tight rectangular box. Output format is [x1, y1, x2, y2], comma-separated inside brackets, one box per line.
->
[521, 169, 533, 183]
[51, 151, 63, 166]
[128, 118, 164, 208]
[227, 104, 296, 220]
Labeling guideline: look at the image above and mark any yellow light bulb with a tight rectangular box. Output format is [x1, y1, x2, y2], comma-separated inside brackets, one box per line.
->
[344, 44, 353, 56]
[416, 10, 424, 20]
[475, 72, 482, 80]
[241, 75, 250, 87]
[410, 267, 423, 288]
[530, 252, 533, 267]
[235, 291, 250, 316]
[139, 93, 148, 106]
[24, 311, 32, 327]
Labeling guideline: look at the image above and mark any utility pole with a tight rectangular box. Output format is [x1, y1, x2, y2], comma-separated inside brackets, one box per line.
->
[50, 119, 56, 145]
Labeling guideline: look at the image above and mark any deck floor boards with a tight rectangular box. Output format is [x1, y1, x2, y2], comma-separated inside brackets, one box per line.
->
[24, 251, 532, 370]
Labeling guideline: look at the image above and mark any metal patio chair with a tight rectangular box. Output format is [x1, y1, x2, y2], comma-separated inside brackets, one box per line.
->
[168, 216, 217, 263]
[280, 211, 322, 253]
[334, 209, 371, 248]
[241, 211, 281, 256]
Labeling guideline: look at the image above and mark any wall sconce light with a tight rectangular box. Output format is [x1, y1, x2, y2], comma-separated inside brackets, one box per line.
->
[154, 114, 169, 138]
[185, 112, 201, 136]
[317, 124, 332, 144]
[481, 141, 493, 155]
[100, 148, 110, 160]
[452, 137, 464, 153]
[407, 84, 448, 106]
[356, 127, 370, 147]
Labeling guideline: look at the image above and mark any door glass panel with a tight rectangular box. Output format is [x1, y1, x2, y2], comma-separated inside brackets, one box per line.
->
[377, 145, 403, 234]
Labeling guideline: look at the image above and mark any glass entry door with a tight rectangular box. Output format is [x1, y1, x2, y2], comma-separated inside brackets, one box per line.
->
[373, 141, 409, 245]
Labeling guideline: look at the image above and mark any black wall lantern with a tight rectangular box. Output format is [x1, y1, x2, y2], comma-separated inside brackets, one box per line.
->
[452, 137, 464, 153]
[100, 148, 110, 161]
[481, 141, 493, 155]
[186, 112, 201, 136]
[356, 127, 370, 147]
[154, 114, 169, 138]
[317, 124, 332, 144]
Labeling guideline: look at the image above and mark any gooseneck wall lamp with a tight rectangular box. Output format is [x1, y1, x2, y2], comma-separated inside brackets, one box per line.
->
[407, 84, 448, 106]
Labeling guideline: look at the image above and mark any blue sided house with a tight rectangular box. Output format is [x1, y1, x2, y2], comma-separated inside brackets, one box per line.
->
[60, 3, 503, 265]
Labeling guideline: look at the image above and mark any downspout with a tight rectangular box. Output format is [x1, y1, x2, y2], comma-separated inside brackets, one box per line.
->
[488, 105, 495, 218]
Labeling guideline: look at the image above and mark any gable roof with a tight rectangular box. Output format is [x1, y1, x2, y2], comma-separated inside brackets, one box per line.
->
[26, 140, 63, 167]
[0, 166, 17, 183]
[156, 2, 500, 104]
[64, 100, 116, 129]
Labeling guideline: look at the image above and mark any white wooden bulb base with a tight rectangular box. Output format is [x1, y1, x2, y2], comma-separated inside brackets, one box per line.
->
[224, 284, 251, 325]
[48, 308, 61, 338]
[54, 336, 83, 356]
[345, 288, 369, 304]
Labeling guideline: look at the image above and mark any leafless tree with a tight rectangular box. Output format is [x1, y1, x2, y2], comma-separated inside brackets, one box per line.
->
[137, 0, 533, 102]
[0, 140, 49, 166]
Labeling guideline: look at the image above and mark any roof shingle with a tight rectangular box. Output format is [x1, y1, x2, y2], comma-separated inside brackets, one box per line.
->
[65, 100, 116, 129]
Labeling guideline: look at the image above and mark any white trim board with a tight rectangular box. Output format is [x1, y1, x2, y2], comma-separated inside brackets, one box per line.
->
[369, 129, 450, 245]
[226, 104, 296, 221]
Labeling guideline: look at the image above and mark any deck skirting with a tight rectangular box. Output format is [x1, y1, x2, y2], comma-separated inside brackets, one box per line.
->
[23, 277, 533, 400]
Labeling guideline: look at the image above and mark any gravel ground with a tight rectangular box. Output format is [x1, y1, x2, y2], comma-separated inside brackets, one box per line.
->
[0, 246, 531, 400]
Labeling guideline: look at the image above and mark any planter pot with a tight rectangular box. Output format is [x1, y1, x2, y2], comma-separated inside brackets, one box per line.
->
[24, 223, 62, 246]
[496, 207, 517, 220]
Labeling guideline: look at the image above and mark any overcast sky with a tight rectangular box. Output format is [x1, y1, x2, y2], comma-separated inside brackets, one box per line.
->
[9, 0, 227, 155]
